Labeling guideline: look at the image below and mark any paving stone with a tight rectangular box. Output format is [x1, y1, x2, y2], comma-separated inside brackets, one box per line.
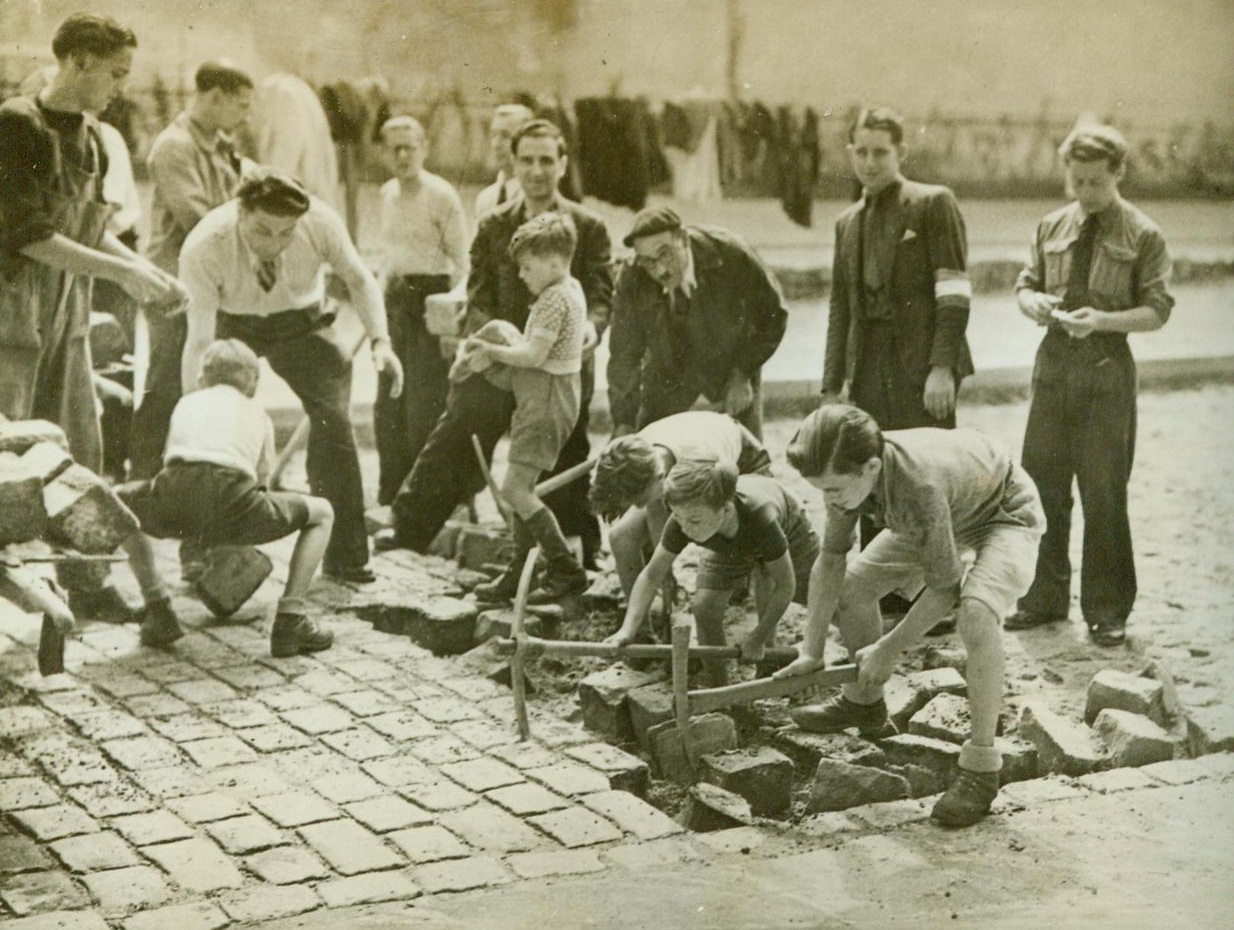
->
[38, 690, 107, 716]
[1093, 708, 1176, 767]
[138, 661, 203, 685]
[205, 813, 286, 854]
[1085, 669, 1168, 726]
[238, 723, 314, 753]
[128, 766, 209, 799]
[406, 733, 482, 765]
[362, 755, 437, 787]
[165, 792, 248, 824]
[797, 812, 862, 837]
[205, 699, 278, 729]
[996, 736, 1039, 784]
[679, 783, 754, 832]
[0, 777, 60, 811]
[181, 736, 259, 768]
[334, 657, 400, 682]
[343, 795, 433, 832]
[80, 865, 170, 914]
[311, 772, 384, 804]
[251, 791, 337, 827]
[440, 801, 546, 853]
[295, 669, 359, 697]
[0, 833, 52, 873]
[255, 685, 320, 712]
[604, 837, 697, 870]
[534, 717, 601, 748]
[698, 746, 795, 818]
[692, 825, 769, 854]
[210, 663, 285, 691]
[50, 831, 140, 872]
[578, 664, 663, 742]
[907, 692, 973, 744]
[580, 790, 684, 839]
[120, 900, 229, 930]
[772, 728, 887, 773]
[564, 743, 651, 795]
[507, 848, 607, 880]
[69, 711, 147, 741]
[10, 803, 98, 841]
[844, 798, 932, 830]
[412, 855, 509, 893]
[100, 735, 183, 771]
[142, 837, 245, 892]
[1075, 767, 1160, 793]
[279, 704, 356, 736]
[122, 693, 191, 718]
[330, 690, 398, 717]
[364, 710, 438, 742]
[806, 758, 911, 813]
[1019, 699, 1107, 776]
[211, 762, 295, 801]
[320, 728, 396, 761]
[386, 824, 471, 863]
[108, 810, 193, 846]
[490, 742, 561, 770]
[528, 806, 623, 848]
[242, 846, 329, 884]
[399, 779, 480, 811]
[648, 714, 740, 785]
[526, 760, 613, 797]
[486, 781, 570, 816]
[0, 755, 34, 778]
[6, 912, 110, 930]
[905, 666, 967, 698]
[440, 756, 524, 792]
[219, 884, 320, 922]
[884, 674, 931, 729]
[317, 871, 422, 907]
[0, 869, 89, 916]
[1184, 702, 1234, 754]
[1137, 758, 1211, 786]
[1196, 751, 1234, 778]
[147, 714, 227, 743]
[166, 679, 240, 706]
[34, 747, 115, 788]
[381, 597, 477, 656]
[994, 776, 1086, 810]
[298, 818, 405, 874]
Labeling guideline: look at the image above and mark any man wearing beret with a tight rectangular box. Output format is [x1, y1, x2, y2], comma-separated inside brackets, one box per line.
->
[1006, 124, 1173, 647]
[180, 168, 404, 584]
[609, 206, 788, 437]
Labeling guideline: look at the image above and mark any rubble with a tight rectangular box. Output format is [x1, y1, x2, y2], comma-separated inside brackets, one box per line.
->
[698, 746, 795, 818]
[805, 758, 910, 813]
[678, 783, 753, 832]
[1093, 709, 1177, 767]
[194, 546, 273, 618]
[577, 664, 664, 742]
[1019, 699, 1107, 777]
[1085, 669, 1169, 727]
[43, 463, 140, 553]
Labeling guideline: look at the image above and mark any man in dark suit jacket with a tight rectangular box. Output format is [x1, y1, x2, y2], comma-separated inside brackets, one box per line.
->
[383, 120, 613, 558]
[608, 207, 787, 438]
[823, 107, 973, 431]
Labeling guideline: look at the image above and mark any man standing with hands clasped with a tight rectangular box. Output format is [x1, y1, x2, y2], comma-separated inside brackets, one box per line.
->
[180, 168, 403, 585]
[1006, 124, 1173, 647]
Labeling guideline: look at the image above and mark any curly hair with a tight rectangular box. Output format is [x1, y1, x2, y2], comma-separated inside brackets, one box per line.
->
[589, 435, 658, 521]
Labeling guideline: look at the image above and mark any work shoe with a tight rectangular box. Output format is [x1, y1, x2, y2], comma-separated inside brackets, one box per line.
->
[1004, 609, 1066, 631]
[70, 585, 136, 624]
[790, 694, 897, 739]
[526, 565, 589, 606]
[139, 598, 184, 649]
[323, 564, 377, 584]
[474, 566, 527, 604]
[931, 767, 1000, 827]
[270, 613, 333, 657]
[372, 529, 410, 553]
[1087, 616, 1127, 647]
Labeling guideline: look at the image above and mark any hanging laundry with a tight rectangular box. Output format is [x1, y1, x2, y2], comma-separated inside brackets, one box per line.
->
[574, 96, 656, 210]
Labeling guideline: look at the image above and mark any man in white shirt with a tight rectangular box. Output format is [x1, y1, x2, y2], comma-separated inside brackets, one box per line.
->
[180, 168, 403, 583]
[474, 103, 534, 217]
[374, 116, 469, 504]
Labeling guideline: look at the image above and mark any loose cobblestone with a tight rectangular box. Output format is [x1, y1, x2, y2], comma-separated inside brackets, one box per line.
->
[317, 871, 422, 907]
[298, 818, 405, 874]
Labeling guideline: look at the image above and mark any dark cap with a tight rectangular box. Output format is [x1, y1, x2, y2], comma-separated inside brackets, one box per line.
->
[622, 205, 683, 247]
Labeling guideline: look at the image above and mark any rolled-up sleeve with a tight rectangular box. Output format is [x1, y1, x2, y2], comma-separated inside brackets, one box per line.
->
[0, 107, 57, 254]
[1134, 226, 1174, 323]
[926, 189, 970, 371]
[1015, 221, 1046, 294]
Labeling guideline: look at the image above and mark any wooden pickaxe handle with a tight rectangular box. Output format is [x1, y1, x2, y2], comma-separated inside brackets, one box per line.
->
[688, 663, 859, 715]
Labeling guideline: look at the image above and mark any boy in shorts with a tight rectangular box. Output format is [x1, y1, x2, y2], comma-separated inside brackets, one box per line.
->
[606, 458, 820, 686]
[776, 404, 1044, 826]
[119, 339, 336, 656]
[590, 411, 772, 599]
[458, 212, 588, 605]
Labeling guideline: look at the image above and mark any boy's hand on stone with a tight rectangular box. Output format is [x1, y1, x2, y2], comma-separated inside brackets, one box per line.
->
[855, 641, 896, 690]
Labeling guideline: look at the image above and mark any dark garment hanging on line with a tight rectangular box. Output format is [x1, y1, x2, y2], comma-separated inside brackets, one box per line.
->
[574, 96, 655, 210]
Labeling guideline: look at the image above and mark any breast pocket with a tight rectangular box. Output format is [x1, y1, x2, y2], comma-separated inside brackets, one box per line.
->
[1090, 243, 1137, 307]
[1042, 239, 1073, 297]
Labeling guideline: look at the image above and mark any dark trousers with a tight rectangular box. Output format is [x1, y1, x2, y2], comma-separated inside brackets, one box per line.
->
[129, 309, 187, 480]
[391, 356, 600, 559]
[638, 368, 765, 439]
[375, 275, 451, 505]
[1017, 330, 1137, 623]
[217, 309, 369, 571]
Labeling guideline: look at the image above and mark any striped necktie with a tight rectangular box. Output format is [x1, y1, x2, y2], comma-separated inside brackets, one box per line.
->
[256, 258, 277, 293]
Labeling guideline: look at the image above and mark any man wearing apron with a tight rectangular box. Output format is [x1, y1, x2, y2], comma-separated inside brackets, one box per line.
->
[0, 14, 185, 618]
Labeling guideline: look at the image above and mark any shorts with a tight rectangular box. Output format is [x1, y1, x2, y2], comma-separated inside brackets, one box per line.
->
[847, 521, 1043, 620]
[696, 504, 820, 606]
[119, 461, 311, 548]
[507, 368, 581, 472]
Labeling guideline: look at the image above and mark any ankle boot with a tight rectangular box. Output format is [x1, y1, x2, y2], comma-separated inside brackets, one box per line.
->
[523, 508, 588, 605]
[474, 517, 534, 603]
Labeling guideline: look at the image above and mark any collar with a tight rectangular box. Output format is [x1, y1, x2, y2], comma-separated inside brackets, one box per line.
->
[861, 176, 904, 211]
[516, 192, 563, 222]
[657, 232, 697, 299]
[1078, 198, 1120, 230]
[183, 110, 233, 157]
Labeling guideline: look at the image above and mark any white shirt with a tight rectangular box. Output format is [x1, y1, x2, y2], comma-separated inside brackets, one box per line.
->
[99, 122, 141, 237]
[638, 411, 746, 466]
[474, 170, 521, 218]
[164, 383, 275, 482]
[378, 172, 469, 283]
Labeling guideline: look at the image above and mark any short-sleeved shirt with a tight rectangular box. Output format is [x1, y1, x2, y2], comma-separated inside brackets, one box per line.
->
[525, 276, 586, 375]
[661, 474, 803, 564]
[637, 411, 771, 476]
[822, 428, 1045, 590]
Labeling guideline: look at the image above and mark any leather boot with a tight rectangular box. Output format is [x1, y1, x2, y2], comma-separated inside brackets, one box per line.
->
[474, 517, 534, 604]
[270, 613, 333, 657]
[523, 508, 588, 605]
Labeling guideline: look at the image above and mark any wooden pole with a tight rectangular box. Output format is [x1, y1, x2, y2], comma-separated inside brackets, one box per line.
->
[534, 456, 597, 498]
[490, 635, 798, 665]
[671, 621, 695, 778]
[471, 434, 512, 528]
[688, 663, 859, 715]
[510, 545, 541, 741]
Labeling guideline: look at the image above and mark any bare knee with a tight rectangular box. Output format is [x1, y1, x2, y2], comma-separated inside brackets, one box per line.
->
[305, 496, 334, 527]
[957, 598, 1001, 650]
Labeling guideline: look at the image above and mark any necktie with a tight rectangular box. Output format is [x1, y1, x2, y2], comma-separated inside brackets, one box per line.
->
[256, 258, 277, 293]
[1063, 216, 1099, 310]
[667, 287, 691, 362]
